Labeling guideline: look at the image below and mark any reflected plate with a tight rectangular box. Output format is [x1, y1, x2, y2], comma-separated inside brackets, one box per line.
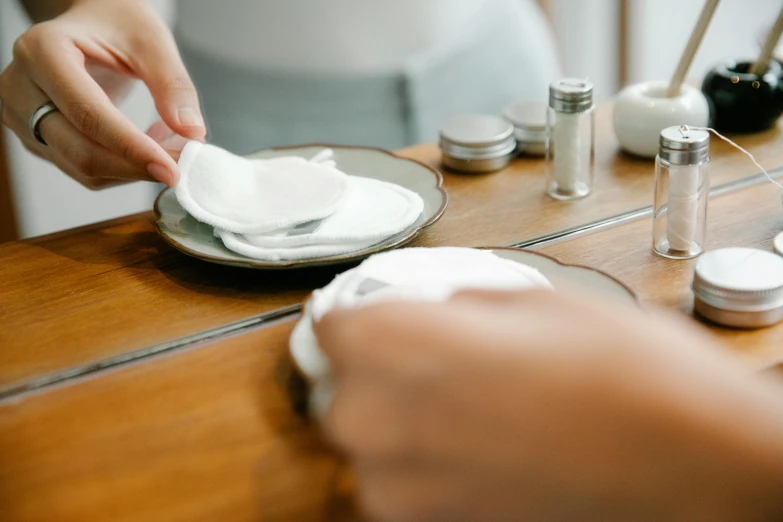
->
[154, 145, 448, 269]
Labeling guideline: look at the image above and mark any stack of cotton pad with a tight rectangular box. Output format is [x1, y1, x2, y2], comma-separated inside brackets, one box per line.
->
[289, 247, 553, 414]
[175, 141, 425, 261]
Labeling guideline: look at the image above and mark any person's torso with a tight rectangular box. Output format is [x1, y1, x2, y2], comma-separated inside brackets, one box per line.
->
[175, 0, 495, 73]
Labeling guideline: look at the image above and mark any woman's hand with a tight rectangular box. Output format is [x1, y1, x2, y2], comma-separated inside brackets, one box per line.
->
[314, 289, 783, 521]
[0, 0, 205, 188]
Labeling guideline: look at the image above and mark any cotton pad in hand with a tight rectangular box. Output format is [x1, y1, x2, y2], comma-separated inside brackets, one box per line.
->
[241, 176, 424, 247]
[291, 247, 554, 412]
[310, 247, 553, 320]
[175, 141, 348, 234]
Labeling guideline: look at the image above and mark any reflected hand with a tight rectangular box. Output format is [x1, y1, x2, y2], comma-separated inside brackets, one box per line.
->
[0, 0, 205, 188]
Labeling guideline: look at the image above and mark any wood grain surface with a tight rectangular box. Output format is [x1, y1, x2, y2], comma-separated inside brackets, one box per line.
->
[0, 319, 358, 522]
[0, 217, 332, 389]
[3, 129, 783, 520]
[2, 103, 782, 392]
[3, 177, 782, 521]
[539, 181, 783, 367]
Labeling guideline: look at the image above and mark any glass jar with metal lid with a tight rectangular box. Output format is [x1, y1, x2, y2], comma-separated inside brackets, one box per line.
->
[652, 126, 710, 260]
[546, 78, 595, 200]
[439, 114, 517, 173]
[692, 247, 783, 328]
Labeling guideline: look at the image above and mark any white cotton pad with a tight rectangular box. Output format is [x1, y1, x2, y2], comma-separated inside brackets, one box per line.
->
[175, 141, 349, 234]
[216, 229, 381, 262]
[310, 247, 552, 321]
[242, 176, 423, 247]
[291, 247, 554, 409]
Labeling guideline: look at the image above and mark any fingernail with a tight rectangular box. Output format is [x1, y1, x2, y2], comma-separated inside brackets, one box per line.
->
[177, 107, 204, 129]
[147, 162, 178, 186]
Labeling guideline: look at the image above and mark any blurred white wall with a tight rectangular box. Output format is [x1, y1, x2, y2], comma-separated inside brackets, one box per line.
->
[550, 0, 781, 96]
[0, 0, 174, 239]
[549, 0, 621, 102]
[627, 0, 781, 85]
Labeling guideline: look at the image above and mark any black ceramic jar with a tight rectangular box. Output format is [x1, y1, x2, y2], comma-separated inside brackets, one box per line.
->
[702, 59, 783, 133]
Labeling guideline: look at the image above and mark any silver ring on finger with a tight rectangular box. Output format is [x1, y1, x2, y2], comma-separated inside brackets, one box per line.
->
[29, 101, 59, 146]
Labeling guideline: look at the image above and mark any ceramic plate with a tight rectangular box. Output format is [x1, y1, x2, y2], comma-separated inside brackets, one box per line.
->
[154, 145, 448, 269]
[290, 247, 638, 389]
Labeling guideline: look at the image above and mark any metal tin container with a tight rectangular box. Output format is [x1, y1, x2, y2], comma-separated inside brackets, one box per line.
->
[439, 114, 516, 173]
[503, 101, 547, 156]
[692, 247, 783, 329]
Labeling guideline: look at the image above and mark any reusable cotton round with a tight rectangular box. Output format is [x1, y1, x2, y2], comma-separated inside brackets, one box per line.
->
[216, 230, 381, 262]
[241, 176, 424, 247]
[310, 247, 553, 320]
[290, 247, 554, 413]
[175, 141, 349, 234]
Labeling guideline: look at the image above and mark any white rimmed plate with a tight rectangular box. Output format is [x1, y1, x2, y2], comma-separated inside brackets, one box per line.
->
[154, 145, 448, 269]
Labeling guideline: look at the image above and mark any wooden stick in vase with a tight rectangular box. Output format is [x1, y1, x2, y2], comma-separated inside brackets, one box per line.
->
[749, 8, 783, 76]
[666, 0, 721, 97]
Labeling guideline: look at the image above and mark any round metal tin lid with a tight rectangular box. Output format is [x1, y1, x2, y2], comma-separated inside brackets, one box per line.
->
[439, 114, 514, 149]
[503, 101, 547, 132]
[692, 247, 783, 311]
[659, 126, 710, 164]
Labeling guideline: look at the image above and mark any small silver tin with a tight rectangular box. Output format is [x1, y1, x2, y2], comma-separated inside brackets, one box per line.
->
[439, 114, 517, 173]
[503, 101, 547, 156]
[692, 247, 783, 329]
[660, 126, 710, 165]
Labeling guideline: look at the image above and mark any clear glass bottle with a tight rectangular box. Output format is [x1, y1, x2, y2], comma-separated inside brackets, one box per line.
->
[546, 79, 595, 200]
[652, 126, 710, 260]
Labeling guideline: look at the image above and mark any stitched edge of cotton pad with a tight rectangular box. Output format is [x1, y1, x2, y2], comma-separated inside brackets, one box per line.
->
[243, 177, 425, 247]
[217, 229, 382, 262]
[175, 141, 350, 234]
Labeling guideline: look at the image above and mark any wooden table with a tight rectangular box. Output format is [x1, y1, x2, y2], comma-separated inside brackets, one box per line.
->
[2, 105, 783, 521]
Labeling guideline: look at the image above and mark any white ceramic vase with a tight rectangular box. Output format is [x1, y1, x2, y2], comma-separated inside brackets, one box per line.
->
[613, 81, 710, 159]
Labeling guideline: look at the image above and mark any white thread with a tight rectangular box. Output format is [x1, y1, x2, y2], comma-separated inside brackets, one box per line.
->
[684, 126, 783, 190]
[667, 163, 700, 251]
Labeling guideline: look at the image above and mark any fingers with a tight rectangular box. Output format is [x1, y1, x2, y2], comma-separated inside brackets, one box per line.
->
[3, 106, 150, 189]
[314, 302, 438, 376]
[12, 23, 179, 185]
[450, 287, 551, 307]
[1, 68, 156, 187]
[146, 119, 189, 162]
[131, 30, 206, 140]
[38, 113, 155, 183]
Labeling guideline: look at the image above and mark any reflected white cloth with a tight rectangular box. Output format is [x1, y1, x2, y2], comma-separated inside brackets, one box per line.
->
[175, 141, 348, 234]
[242, 176, 424, 247]
[291, 247, 553, 391]
[216, 229, 381, 262]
